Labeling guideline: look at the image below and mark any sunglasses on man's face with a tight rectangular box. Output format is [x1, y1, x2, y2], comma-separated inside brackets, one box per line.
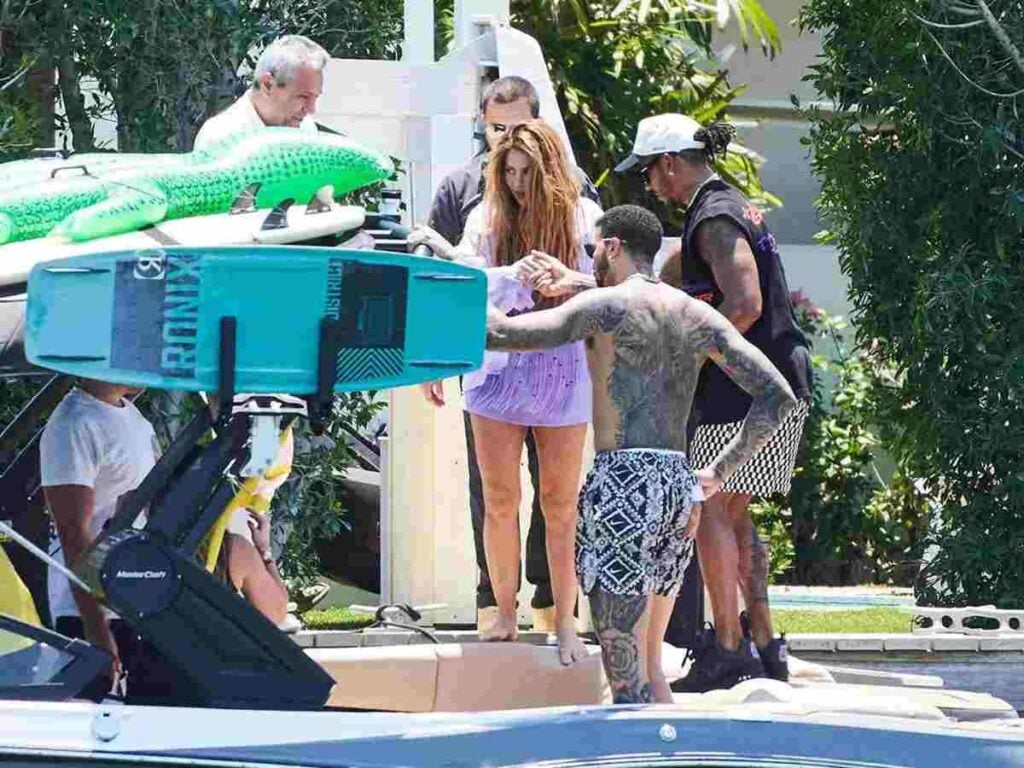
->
[639, 159, 656, 185]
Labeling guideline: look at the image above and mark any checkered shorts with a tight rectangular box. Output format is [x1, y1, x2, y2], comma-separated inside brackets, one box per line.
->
[690, 399, 810, 496]
[576, 449, 704, 597]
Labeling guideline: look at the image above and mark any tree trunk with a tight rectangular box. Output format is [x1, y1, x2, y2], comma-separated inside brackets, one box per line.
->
[44, 0, 93, 152]
[55, 52, 94, 152]
[26, 58, 56, 150]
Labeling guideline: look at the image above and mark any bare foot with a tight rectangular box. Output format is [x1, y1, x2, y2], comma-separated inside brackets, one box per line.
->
[556, 623, 588, 666]
[479, 611, 519, 642]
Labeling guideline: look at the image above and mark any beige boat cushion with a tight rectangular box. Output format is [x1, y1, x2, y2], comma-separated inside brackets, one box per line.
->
[311, 642, 610, 712]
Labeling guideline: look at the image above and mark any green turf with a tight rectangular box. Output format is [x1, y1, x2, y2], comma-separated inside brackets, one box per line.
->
[302, 605, 375, 630]
[773, 607, 914, 634]
[301, 605, 914, 633]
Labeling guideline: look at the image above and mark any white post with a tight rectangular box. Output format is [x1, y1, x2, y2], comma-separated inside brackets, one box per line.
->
[455, 0, 510, 49]
[379, 435, 392, 604]
[403, 0, 435, 64]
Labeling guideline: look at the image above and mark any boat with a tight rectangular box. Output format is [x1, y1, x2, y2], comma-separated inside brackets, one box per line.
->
[2, 302, 1024, 767]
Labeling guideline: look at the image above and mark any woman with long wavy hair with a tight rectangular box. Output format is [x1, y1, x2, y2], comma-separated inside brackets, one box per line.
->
[415, 120, 602, 664]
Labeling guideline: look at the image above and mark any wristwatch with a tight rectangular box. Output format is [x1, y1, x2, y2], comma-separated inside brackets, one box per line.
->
[259, 549, 274, 564]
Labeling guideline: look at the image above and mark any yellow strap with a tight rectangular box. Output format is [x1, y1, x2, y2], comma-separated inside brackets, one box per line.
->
[0, 546, 41, 655]
[247, 495, 272, 513]
[202, 424, 295, 572]
[202, 475, 262, 572]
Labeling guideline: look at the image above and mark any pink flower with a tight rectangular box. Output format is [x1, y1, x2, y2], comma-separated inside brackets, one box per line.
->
[790, 289, 823, 320]
[742, 205, 765, 227]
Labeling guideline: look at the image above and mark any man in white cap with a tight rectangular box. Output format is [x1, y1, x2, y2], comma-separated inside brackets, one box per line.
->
[615, 113, 813, 692]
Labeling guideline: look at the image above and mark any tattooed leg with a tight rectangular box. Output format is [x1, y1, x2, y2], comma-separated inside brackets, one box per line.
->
[734, 494, 774, 648]
[589, 588, 653, 704]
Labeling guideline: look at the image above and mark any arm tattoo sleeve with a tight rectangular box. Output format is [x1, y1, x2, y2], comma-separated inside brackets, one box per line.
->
[696, 217, 762, 330]
[696, 310, 797, 483]
[486, 291, 627, 351]
[589, 588, 653, 704]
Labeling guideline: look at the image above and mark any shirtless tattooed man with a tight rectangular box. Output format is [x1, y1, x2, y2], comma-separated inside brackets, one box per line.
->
[487, 205, 796, 703]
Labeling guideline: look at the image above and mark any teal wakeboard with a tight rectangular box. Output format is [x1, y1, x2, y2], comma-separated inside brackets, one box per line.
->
[25, 246, 485, 393]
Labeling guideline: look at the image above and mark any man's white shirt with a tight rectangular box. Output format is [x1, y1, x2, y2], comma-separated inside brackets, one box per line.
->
[193, 90, 318, 152]
[41, 388, 159, 620]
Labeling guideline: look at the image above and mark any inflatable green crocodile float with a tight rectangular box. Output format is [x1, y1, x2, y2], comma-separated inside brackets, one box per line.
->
[0, 130, 392, 244]
[0, 153, 172, 193]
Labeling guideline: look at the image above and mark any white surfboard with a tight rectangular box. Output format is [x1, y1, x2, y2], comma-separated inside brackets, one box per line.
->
[0, 204, 365, 288]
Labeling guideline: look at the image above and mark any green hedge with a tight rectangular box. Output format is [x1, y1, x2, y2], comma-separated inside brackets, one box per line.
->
[801, 1, 1024, 606]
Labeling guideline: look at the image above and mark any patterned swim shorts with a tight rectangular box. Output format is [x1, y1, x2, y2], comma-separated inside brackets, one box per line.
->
[576, 449, 704, 597]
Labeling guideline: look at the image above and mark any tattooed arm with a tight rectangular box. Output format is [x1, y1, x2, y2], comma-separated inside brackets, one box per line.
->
[693, 303, 796, 489]
[487, 289, 627, 351]
[695, 217, 762, 332]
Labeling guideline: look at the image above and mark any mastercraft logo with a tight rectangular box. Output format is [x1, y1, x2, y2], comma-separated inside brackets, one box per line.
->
[115, 570, 169, 580]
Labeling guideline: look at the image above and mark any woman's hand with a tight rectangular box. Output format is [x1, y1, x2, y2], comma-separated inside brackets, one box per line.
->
[247, 510, 272, 557]
[419, 380, 446, 407]
[407, 225, 456, 261]
[518, 250, 577, 298]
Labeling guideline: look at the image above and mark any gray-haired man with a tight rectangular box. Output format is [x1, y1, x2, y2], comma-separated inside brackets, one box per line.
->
[194, 34, 328, 151]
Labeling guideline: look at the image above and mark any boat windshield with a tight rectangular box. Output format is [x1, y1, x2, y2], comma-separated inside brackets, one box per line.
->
[0, 615, 108, 700]
[0, 623, 77, 688]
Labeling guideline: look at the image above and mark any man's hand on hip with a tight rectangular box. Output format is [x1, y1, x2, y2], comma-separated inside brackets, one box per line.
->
[695, 467, 723, 500]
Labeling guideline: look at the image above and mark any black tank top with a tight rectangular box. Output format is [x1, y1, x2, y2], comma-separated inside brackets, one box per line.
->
[681, 179, 812, 425]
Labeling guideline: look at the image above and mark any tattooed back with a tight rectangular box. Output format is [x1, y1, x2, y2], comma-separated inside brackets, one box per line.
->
[589, 279, 721, 453]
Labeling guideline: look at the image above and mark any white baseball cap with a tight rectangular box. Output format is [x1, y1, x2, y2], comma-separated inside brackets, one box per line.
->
[614, 113, 705, 173]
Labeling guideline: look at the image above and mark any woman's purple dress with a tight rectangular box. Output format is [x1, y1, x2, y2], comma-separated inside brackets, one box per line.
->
[459, 199, 603, 428]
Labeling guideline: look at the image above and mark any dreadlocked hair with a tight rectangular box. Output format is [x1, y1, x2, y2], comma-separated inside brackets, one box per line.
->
[694, 122, 735, 160]
[485, 119, 581, 272]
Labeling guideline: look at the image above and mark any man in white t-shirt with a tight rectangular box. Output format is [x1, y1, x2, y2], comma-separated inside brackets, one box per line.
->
[41, 379, 166, 699]
[193, 35, 327, 153]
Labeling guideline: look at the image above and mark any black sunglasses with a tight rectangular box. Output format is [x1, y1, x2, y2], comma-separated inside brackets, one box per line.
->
[638, 158, 657, 183]
[638, 152, 677, 183]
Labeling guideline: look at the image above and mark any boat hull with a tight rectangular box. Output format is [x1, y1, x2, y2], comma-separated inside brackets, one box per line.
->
[1, 699, 1024, 768]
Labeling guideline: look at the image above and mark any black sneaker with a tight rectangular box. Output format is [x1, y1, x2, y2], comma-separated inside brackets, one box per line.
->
[758, 636, 790, 682]
[739, 610, 761, 662]
[740, 610, 790, 682]
[671, 626, 764, 694]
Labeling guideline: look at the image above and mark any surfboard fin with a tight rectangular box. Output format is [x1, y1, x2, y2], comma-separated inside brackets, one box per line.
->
[306, 195, 332, 214]
[230, 183, 261, 215]
[261, 199, 295, 231]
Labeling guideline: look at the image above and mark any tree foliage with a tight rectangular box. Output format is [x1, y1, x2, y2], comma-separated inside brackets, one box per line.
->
[781, 298, 928, 586]
[9, 0, 403, 153]
[0, 1, 45, 159]
[801, 0, 1024, 605]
